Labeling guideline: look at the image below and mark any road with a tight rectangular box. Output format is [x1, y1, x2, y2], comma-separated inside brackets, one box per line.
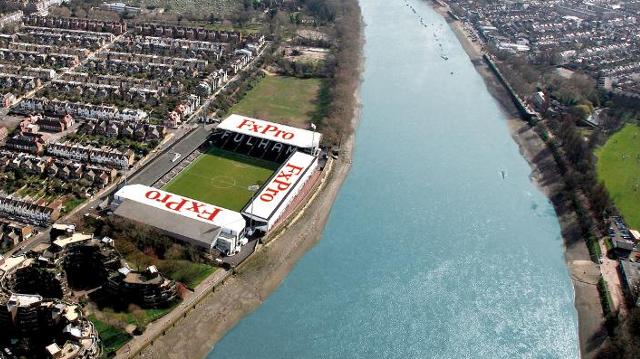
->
[116, 269, 232, 359]
[128, 125, 212, 186]
[1, 123, 198, 257]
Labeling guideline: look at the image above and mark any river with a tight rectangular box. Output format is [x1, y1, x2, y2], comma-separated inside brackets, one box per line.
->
[207, 0, 579, 357]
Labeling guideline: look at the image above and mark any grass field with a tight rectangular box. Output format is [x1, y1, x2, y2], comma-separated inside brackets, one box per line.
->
[230, 75, 323, 127]
[157, 260, 214, 289]
[89, 304, 176, 355]
[89, 315, 131, 356]
[163, 147, 277, 211]
[596, 123, 640, 228]
[115, 238, 216, 289]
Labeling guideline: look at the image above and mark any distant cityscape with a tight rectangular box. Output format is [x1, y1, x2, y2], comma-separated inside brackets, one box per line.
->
[448, 0, 640, 98]
[442, 0, 640, 356]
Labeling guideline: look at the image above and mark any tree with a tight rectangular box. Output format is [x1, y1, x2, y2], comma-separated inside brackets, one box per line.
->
[49, 6, 72, 17]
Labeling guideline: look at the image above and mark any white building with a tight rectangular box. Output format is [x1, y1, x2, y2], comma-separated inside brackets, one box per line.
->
[112, 185, 247, 255]
[242, 151, 318, 231]
[0, 195, 57, 224]
[217, 114, 322, 154]
[47, 142, 134, 169]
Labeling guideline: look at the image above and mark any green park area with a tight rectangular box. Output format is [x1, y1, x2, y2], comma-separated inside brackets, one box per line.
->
[114, 236, 216, 290]
[230, 75, 323, 127]
[89, 315, 131, 356]
[596, 124, 640, 228]
[163, 147, 277, 211]
[89, 305, 175, 356]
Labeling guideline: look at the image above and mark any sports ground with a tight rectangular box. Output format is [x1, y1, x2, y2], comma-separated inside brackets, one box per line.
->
[230, 75, 322, 128]
[596, 123, 640, 228]
[163, 147, 278, 211]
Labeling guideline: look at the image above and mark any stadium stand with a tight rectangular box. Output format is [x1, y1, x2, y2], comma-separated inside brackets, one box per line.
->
[208, 114, 322, 163]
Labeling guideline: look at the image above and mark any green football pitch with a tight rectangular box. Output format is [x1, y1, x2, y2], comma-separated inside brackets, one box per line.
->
[163, 148, 278, 211]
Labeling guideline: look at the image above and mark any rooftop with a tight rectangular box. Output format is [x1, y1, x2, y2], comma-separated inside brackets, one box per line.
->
[0, 254, 26, 274]
[53, 232, 93, 249]
[113, 198, 222, 249]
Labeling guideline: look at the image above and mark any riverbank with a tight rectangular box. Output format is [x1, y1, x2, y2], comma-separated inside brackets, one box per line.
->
[129, 32, 363, 359]
[430, 1, 605, 357]
[135, 137, 355, 359]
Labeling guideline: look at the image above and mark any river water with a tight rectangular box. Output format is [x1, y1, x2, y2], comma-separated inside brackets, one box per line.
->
[208, 0, 579, 357]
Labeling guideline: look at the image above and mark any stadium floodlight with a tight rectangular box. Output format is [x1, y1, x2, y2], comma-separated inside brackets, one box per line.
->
[310, 123, 317, 155]
[247, 184, 261, 231]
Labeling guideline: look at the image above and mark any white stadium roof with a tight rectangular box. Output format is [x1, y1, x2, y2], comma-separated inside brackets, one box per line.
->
[243, 151, 317, 222]
[113, 184, 245, 235]
[217, 114, 321, 149]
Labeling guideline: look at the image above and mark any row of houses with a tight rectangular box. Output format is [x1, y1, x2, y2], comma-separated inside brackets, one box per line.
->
[14, 97, 148, 122]
[133, 23, 246, 43]
[0, 149, 118, 188]
[228, 49, 254, 74]
[49, 78, 164, 106]
[0, 149, 47, 174]
[19, 25, 115, 48]
[4, 131, 45, 154]
[0, 63, 56, 80]
[3, 130, 134, 169]
[23, 14, 128, 35]
[84, 57, 197, 80]
[164, 94, 200, 129]
[98, 51, 209, 73]
[114, 35, 227, 60]
[8, 40, 90, 58]
[0, 10, 22, 28]
[61, 71, 159, 92]
[78, 118, 165, 141]
[0, 47, 79, 68]
[0, 195, 59, 225]
[0, 72, 39, 94]
[47, 141, 135, 170]
[196, 68, 228, 97]
[19, 113, 74, 133]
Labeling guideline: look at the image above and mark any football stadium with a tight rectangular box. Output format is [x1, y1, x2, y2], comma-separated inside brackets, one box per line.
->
[112, 114, 322, 256]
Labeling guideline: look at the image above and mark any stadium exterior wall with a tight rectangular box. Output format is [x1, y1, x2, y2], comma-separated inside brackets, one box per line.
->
[111, 184, 247, 255]
[242, 151, 319, 231]
[218, 114, 322, 150]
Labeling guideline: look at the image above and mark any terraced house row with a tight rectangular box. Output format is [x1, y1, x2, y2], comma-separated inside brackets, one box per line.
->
[15, 97, 149, 122]
[0, 149, 118, 186]
[23, 14, 127, 34]
[0, 195, 59, 225]
[47, 141, 134, 169]
[132, 23, 249, 42]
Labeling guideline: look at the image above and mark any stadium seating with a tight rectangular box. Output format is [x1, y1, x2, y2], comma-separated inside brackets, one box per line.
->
[209, 129, 298, 163]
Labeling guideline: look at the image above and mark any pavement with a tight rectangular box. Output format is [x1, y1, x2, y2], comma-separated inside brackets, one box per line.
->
[599, 239, 628, 316]
[129, 125, 212, 186]
[116, 268, 232, 359]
